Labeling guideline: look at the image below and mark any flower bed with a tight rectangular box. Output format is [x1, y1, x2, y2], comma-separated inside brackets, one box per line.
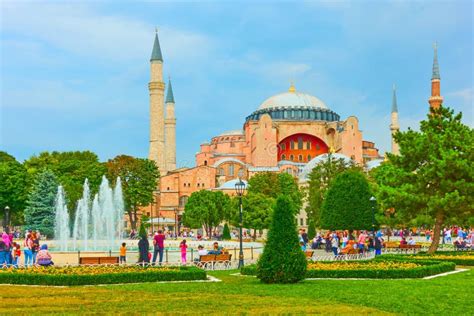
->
[241, 258, 455, 279]
[406, 251, 474, 266]
[0, 265, 207, 286]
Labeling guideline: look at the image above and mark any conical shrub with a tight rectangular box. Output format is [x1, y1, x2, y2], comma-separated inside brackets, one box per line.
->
[256, 195, 307, 283]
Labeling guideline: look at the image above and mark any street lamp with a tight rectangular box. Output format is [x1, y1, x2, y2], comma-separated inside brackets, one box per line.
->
[4, 206, 10, 234]
[234, 178, 246, 268]
[369, 196, 376, 250]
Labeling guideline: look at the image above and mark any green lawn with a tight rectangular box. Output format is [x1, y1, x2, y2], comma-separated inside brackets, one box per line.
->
[2, 268, 472, 315]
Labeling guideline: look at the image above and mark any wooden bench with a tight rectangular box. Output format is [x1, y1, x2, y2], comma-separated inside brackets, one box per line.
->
[305, 251, 314, 259]
[196, 254, 232, 269]
[79, 256, 119, 265]
[399, 244, 422, 253]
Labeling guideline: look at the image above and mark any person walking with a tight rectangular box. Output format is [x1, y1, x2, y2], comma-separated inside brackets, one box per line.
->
[1, 233, 11, 266]
[152, 230, 165, 265]
[180, 239, 187, 264]
[137, 233, 150, 264]
[331, 233, 339, 256]
[30, 232, 40, 264]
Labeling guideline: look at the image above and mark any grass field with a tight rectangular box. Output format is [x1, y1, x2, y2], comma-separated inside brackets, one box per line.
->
[2, 267, 472, 315]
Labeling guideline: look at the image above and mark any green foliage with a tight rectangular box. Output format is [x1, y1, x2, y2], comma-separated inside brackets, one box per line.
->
[24, 151, 106, 212]
[372, 106, 474, 253]
[0, 266, 206, 286]
[399, 251, 474, 266]
[24, 169, 59, 237]
[0, 151, 29, 225]
[320, 170, 376, 231]
[307, 219, 316, 240]
[231, 192, 274, 239]
[248, 172, 302, 213]
[183, 190, 231, 236]
[306, 153, 359, 227]
[256, 195, 307, 283]
[106, 155, 160, 230]
[222, 223, 231, 240]
[138, 222, 147, 239]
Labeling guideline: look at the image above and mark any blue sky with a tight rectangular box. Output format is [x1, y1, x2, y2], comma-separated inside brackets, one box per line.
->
[1, 1, 472, 166]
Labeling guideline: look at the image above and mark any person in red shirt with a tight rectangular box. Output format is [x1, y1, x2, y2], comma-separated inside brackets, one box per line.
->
[152, 230, 165, 265]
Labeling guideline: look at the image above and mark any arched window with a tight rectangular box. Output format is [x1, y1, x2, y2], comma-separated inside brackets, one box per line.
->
[281, 143, 286, 151]
[218, 168, 224, 176]
[290, 141, 295, 150]
[298, 137, 303, 149]
[228, 164, 234, 176]
[204, 160, 208, 166]
[290, 154, 294, 161]
[307, 155, 311, 161]
[306, 142, 311, 150]
[281, 154, 286, 160]
[298, 155, 303, 162]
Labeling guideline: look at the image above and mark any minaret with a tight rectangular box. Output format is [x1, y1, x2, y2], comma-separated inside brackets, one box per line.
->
[148, 31, 167, 174]
[428, 43, 443, 109]
[165, 78, 176, 171]
[390, 84, 400, 155]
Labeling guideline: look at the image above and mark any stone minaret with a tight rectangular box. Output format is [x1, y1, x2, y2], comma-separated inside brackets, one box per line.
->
[165, 78, 176, 171]
[428, 43, 443, 110]
[148, 31, 167, 174]
[390, 84, 400, 155]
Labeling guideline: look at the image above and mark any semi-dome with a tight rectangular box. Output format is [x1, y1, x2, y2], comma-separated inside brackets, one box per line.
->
[259, 85, 329, 111]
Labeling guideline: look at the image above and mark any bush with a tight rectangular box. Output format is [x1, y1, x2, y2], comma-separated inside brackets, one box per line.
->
[256, 195, 307, 283]
[222, 223, 231, 240]
[320, 170, 376, 231]
[395, 251, 474, 266]
[0, 266, 207, 286]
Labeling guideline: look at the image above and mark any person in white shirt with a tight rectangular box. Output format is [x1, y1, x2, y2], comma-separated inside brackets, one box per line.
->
[407, 238, 416, 245]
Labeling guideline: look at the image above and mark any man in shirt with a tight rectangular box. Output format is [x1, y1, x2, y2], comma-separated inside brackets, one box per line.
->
[358, 231, 367, 251]
[152, 230, 165, 265]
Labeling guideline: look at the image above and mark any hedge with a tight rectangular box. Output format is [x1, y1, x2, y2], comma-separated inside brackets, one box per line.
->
[389, 251, 474, 266]
[242, 259, 455, 279]
[0, 266, 207, 286]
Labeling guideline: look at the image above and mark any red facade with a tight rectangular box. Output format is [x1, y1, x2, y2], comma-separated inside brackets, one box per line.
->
[277, 133, 328, 163]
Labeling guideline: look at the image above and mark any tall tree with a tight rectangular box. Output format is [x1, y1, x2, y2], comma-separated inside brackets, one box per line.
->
[183, 190, 231, 236]
[24, 151, 106, 211]
[320, 170, 376, 231]
[231, 192, 274, 240]
[0, 152, 29, 225]
[248, 172, 302, 213]
[372, 106, 474, 253]
[24, 169, 59, 237]
[106, 155, 160, 230]
[257, 195, 307, 284]
[305, 154, 359, 227]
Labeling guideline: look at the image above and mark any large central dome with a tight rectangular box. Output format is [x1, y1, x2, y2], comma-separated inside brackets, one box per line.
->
[258, 84, 329, 111]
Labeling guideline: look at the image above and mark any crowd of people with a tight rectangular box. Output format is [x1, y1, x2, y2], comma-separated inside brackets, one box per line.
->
[0, 230, 53, 268]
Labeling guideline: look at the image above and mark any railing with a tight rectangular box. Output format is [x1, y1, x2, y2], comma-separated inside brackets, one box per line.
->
[311, 251, 375, 262]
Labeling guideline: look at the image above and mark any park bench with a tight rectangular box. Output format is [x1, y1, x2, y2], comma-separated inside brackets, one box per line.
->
[399, 244, 422, 253]
[196, 253, 232, 270]
[305, 250, 314, 259]
[79, 256, 119, 265]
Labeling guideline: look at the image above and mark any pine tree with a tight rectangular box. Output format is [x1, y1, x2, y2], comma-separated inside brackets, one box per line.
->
[24, 169, 59, 237]
[256, 195, 307, 284]
[222, 223, 231, 240]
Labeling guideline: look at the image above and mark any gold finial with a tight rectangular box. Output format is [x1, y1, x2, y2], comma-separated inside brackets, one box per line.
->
[329, 146, 335, 154]
[288, 81, 296, 93]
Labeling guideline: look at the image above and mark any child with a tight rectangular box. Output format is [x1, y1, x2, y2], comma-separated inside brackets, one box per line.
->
[180, 239, 187, 264]
[120, 242, 127, 264]
[36, 244, 53, 266]
[12, 242, 21, 268]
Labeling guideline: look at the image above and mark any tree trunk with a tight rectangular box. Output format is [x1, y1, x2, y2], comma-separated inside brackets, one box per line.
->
[253, 229, 257, 241]
[128, 210, 136, 231]
[428, 211, 444, 254]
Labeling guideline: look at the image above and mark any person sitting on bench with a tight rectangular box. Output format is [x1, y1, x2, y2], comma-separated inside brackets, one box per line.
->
[208, 242, 223, 255]
[36, 244, 53, 266]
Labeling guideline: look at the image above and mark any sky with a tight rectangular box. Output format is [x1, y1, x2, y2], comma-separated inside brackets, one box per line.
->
[1, 0, 472, 166]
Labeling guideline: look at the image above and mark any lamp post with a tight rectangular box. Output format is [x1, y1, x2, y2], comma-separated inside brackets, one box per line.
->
[174, 208, 178, 238]
[369, 196, 376, 249]
[234, 178, 246, 268]
[4, 206, 10, 234]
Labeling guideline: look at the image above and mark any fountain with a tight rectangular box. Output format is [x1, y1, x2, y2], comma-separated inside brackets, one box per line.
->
[54, 176, 124, 251]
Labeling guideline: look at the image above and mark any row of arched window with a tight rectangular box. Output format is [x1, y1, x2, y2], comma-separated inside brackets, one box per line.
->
[246, 108, 340, 122]
[281, 154, 312, 162]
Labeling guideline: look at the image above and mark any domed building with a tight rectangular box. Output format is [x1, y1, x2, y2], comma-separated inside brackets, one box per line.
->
[147, 32, 386, 230]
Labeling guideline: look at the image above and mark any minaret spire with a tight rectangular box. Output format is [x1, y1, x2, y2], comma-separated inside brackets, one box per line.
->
[391, 84, 398, 113]
[428, 42, 443, 110]
[165, 77, 175, 103]
[390, 84, 400, 155]
[150, 30, 163, 62]
[165, 77, 177, 171]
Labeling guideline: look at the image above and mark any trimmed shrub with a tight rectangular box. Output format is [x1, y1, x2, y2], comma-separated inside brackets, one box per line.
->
[0, 266, 206, 286]
[320, 170, 376, 231]
[222, 223, 231, 240]
[256, 195, 307, 284]
[392, 251, 474, 266]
